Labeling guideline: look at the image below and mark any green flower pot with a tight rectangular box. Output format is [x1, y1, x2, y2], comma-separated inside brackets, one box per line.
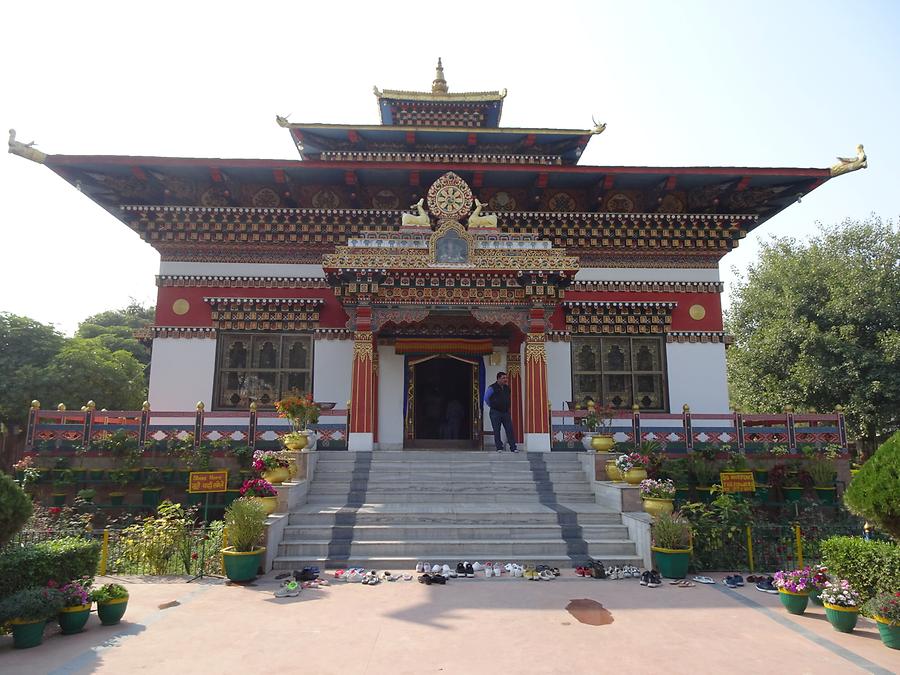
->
[695, 487, 713, 503]
[814, 487, 836, 504]
[9, 619, 46, 649]
[222, 547, 266, 582]
[754, 486, 770, 501]
[89, 470, 105, 481]
[109, 493, 125, 506]
[874, 616, 900, 650]
[651, 546, 692, 579]
[823, 603, 859, 633]
[97, 597, 128, 625]
[778, 589, 809, 615]
[783, 487, 804, 503]
[809, 588, 823, 606]
[142, 488, 162, 507]
[59, 604, 92, 634]
[51, 493, 67, 506]
[753, 470, 768, 484]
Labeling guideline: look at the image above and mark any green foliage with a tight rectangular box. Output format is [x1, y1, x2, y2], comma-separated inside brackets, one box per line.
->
[0, 313, 65, 427]
[820, 536, 900, 602]
[651, 512, 692, 550]
[0, 472, 33, 548]
[52, 469, 76, 490]
[0, 587, 64, 622]
[861, 591, 900, 622]
[0, 537, 100, 599]
[90, 583, 129, 603]
[224, 497, 266, 552]
[679, 491, 753, 569]
[688, 456, 720, 487]
[844, 431, 900, 539]
[230, 444, 254, 469]
[726, 217, 900, 452]
[115, 501, 197, 576]
[76, 301, 154, 368]
[661, 457, 690, 486]
[92, 429, 143, 468]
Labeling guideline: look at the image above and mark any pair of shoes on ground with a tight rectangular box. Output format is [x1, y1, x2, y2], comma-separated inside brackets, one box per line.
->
[483, 562, 505, 578]
[754, 576, 778, 594]
[274, 580, 301, 597]
[669, 579, 695, 587]
[608, 565, 640, 580]
[294, 567, 319, 582]
[455, 562, 477, 578]
[723, 574, 745, 589]
[575, 561, 606, 579]
[691, 576, 716, 585]
[418, 573, 448, 585]
[639, 570, 662, 588]
[522, 565, 556, 581]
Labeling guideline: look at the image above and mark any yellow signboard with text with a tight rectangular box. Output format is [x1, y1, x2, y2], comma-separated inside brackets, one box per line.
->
[719, 471, 756, 493]
[188, 471, 228, 493]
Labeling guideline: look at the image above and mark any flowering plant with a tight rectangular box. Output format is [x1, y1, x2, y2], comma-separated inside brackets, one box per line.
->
[58, 577, 93, 607]
[275, 392, 320, 430]
[90, 583, 128, 603]
[819, 580, 861, 608]
[773, 568, 813, 594]
[615, 452, 648, 473]
[639, 478, 675, 499]
[252, 450, 290, 473]
[810, 565, 829, 590]
[580, 401, 616, 434]
[861, 591, 900, 624]
[240, 478, 277, 498]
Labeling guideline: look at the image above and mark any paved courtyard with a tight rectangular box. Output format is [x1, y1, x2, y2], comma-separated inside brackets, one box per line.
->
[2, 572, 897, 675]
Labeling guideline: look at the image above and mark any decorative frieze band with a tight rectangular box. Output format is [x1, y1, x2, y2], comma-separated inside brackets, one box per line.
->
[570, 280, 724, 294]
[157, 275, 328, 289]
[563, 301, 676, 336]
[666, 331, 733, 344]
[204, 297, 322, 332]
[319, 151, 562, 166]
[134, 326, 217, 340]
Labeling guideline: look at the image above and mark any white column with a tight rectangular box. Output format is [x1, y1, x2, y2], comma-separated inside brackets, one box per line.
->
[376, 346, 405, 450]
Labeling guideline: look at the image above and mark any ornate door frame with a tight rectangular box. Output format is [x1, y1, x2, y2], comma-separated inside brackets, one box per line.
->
[404, 354, 481, 448]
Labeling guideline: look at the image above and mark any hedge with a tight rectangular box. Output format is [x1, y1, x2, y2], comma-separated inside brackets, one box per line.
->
[0, 536, 100, 599]
[844, 431, 900, 540]
[820, 536, 900, 602]
[0, 472, 32, 548]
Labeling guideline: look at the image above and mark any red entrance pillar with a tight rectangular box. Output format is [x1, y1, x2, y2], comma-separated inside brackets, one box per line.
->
[348, 308, 375, 450]
[506, 349, 524, 445]
[524, 332, 551, 450]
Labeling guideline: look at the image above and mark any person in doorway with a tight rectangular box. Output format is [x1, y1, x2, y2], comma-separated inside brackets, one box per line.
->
[484, 372, 518, 452]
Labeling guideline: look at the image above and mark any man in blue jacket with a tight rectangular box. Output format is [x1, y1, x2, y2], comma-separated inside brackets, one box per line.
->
[484, 372, 518, 452]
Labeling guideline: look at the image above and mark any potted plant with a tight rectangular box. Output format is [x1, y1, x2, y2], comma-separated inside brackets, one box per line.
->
[108, 469, 131, 505]
[773, 568, 813, 615]
[807, 453, 838, 504]
[663, 458, 691, 501]
[239, 478, 278, 515]
[809, 565, 829, 605]
[639, 478, 676, 517]
[141, 468, 164, 507]
[580, 401, 616, 453]
[57, 577, 93, 634]
[0, 588, 64, 648]
[861, 591, 900, 650]
[819, 580, 862, 633]
[275, 392, 320, 449]
[52, 468, 75, 505]
[784, 466, 813, 502]
[221, 497, 267, 582]
[650, 511, 692, 579]
[688, 456, 719, 502]
[76, 488, 96, 503]
[615, 452, 649, 484]
[91, 583, 129, 625]
[252, 450, 291, 485]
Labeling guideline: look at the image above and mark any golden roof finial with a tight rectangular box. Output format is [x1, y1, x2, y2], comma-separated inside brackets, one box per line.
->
[432, 57, 448, 95]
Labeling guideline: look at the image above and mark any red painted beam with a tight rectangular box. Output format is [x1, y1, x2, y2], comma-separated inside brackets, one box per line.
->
[473, 171, 484, 188]
[736, 176, 752, 191]
[664, 176, 677, 191]
[273, 169, 287, 183]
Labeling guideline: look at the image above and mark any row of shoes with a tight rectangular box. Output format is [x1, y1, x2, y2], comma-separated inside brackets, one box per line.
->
[574, 562, 641, 580]
[334, 568, 413, 584]
[750, 575, 778, 593]
[415, 561, 562, 579]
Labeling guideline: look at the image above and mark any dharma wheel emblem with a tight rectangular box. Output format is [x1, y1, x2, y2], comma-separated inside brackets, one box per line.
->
[427, 172, 474, 221]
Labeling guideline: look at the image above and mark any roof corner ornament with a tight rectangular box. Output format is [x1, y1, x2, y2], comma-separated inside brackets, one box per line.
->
[830, 144, 867, 177]
[591, 116, 607, 135]
[373, 85, 382, 98]
[401, 199, 432, 229]
[432, 57, 448, 95]
[275, 114, 291, 127]
[8, 129, 47, 164]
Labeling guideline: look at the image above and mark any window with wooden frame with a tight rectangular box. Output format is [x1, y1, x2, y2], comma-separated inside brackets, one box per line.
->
[570, 337, 667, 411]
[214, 333, 313, 409]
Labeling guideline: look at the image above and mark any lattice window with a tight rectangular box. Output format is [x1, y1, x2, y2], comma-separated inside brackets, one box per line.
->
[215, 333, 313, 409]
[571, 337, 667, 411]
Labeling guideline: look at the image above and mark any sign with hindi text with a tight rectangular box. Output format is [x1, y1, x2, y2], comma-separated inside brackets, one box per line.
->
[188, 471, 228, 493]
[719, 471, 756, 493]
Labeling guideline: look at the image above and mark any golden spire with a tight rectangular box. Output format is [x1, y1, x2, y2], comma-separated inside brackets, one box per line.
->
[432, 58, 448, 95]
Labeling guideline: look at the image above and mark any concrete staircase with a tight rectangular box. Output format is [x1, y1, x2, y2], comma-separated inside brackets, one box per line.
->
[273, 451, 643, 570]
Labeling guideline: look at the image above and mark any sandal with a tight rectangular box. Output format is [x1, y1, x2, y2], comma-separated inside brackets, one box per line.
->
[677, 580, 696, 587]
[692, 576, 715, 584]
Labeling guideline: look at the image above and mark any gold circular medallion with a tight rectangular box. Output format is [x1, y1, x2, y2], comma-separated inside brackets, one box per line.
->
[688, 304, 706, 320]
[172, 299, 190, 315]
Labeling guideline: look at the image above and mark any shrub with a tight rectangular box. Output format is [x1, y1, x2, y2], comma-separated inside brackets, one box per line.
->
[0, 471, 33, 548]
[0, 587, 64, 622]
[0, 536, 100, 599]
[651, 512, 692, 550]
[861, 591, 900, 623]
[224, 497, 266, 552]
[820, 536, 900, 602]
[844, 431, 900, 540]
[115, 501, 196, 576]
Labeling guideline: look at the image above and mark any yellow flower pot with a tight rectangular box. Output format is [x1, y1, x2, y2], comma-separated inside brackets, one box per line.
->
[284, 438, 307, 451]
[591, 434, 615, 452]
[642, 497, 674, 518]
[252, 495, 278, 515]
[605, 459, 623, 482]
[262, 467, 290, 485]
[624, 468, 647, 485]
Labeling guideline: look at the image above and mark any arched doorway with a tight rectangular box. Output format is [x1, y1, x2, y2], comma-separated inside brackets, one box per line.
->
[406, 355, 480, 448]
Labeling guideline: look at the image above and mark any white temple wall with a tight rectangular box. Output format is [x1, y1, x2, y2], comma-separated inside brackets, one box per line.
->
[377, 347, 406, 450]
[148, 338, 216, 410]
[312, 339, 353, 407]
[575, 267, 720, 282]
[665, 342, 729, 413]
[546, 341, 573, 410]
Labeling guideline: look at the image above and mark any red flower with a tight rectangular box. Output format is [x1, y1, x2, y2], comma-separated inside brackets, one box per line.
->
[191, 552, 198, 560]
[49, 507, 62, 516]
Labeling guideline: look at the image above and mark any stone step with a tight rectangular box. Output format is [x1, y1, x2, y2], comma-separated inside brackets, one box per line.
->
[279, 539, 637, 557]
[282, 523, 630, 541]
[272, 553, 644, 571]
[305, 494, 597, 504]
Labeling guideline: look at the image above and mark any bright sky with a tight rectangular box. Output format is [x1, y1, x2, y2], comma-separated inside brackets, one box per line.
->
[2, 1, 898, 335]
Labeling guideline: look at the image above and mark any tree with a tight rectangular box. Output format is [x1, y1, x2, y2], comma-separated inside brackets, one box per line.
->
[843, 432, 900, 540]
[75, 301, 154, 369]
[726, 216, 900, 454]
[0, 314, 65, 427]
